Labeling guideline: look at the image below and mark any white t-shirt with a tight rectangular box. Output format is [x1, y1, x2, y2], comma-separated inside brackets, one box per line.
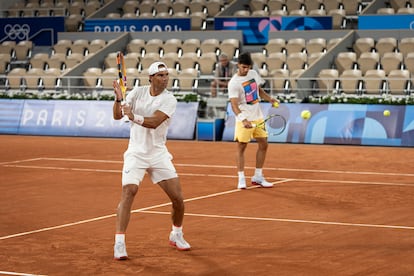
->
[125, 85, 177, 159]
[228, 70, 265, 121]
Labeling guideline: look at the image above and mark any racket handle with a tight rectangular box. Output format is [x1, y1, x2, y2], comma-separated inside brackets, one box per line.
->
[251, 123, 257, 127]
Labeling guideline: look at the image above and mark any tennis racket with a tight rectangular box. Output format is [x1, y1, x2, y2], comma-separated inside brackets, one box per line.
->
[116, 51, 129, 122]
[253, 114, 287, 136]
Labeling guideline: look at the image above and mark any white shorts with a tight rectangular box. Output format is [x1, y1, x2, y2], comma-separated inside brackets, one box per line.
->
[121, 150, 178, 186]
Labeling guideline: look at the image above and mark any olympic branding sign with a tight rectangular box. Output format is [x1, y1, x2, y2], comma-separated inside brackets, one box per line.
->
[0, 17, 64, 45]
[4, 24, 30, 40]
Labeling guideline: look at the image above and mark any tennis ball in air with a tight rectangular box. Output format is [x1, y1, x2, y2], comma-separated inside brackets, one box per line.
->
[383, 110, 391, 117]
[272, 101, 279, 108]
[301, 110, 311, 120]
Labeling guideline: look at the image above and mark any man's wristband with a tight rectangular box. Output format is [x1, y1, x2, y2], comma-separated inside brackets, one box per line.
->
[115, 99, 122, 103]
[237, 113, 247, 121]
[133, 114, 144, 125]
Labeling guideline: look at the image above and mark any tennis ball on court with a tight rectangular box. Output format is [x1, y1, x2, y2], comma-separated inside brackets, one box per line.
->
[383, 110, 391, 117]
[301, 110, 311, 120]
[272, 101, 279, 108]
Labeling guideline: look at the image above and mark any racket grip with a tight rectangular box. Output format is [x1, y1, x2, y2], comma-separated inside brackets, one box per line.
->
[251, 123, 256, 127]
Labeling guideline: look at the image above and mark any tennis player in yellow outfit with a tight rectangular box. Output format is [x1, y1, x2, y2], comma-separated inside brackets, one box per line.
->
[228, 52, 279, 189]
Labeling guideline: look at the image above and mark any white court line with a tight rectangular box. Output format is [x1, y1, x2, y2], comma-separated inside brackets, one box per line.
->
[3, 164, 414, 187]
[3, 157, 414, 177]
[175, 163, 414, 177]
[3, 164, 119, 174]
[1, 159, 413, 240]
[43, 158, 414, 177]
[1, 178, 413, 242]
[141, 210, 414, 231]
[0, 182, 273, 241]
[0, 271, 46, 276]
[0, 158, 43, 166]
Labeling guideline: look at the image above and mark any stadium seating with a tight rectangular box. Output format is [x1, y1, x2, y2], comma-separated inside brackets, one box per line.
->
[363, 69, 387, 95]
[339, 69, 363, 95]
[380, 52, 403, 75]
[271, 69, 290, 94]
[387, 69, 412, 95]
[1, 0, 413, 107]
[316, 69, 339, 94]
[398, 37, 414, 57]
[375, 37, 398, 56]
[83, 67, 102, 89]
[306, 38, 327, 54]
[335, 52, 357, 74]
[198, 52, 217, 75]
[357, 52, 380, 74]
[181, 38, 201, 55]
[6, 67, 26, 91]
[42, 68, 62, 90]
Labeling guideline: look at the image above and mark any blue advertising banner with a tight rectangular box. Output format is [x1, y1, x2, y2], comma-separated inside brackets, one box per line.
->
[222, 103, 414, 147]
[215, 16, 332, 44]
[281, 16, 332, 31]
[0, 100, 198, 139]
[359, 14, 414, 30]
[0, 99, 24, 134]
[214, 17, 269, 44]
[84, 18, 191, 32]
[2, 99, 413, 147]
[0, 17, 64, 45]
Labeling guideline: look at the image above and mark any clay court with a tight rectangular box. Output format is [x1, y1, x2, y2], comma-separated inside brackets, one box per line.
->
[1, 135, 413, 276]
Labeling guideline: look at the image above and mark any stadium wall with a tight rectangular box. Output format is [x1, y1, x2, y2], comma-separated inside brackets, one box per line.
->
[1, 99, 413, 147]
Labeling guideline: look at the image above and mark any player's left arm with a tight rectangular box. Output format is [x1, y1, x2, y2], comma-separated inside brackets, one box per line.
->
[113, 80, 124, 120]
[258, 86, 279, 106]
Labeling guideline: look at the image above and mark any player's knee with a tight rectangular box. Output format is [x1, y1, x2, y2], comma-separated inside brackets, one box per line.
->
[122, 184, 138, 199]
[171, 196, 184, 209]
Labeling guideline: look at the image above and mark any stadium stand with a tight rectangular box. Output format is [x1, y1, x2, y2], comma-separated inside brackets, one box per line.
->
[316, 69, 340, 94]
[387, 69, 412, 95]
[339, 69, 363, 95]
[357, 52, 380, 74]
[363, 69, 387, 95]
[271, 68, 290, 94]
[375, 37, 398, 56]
[335, 52, 357, 74]
[181, 38, 201, 55]
[286, 52, 307, 71]
[1, 0, 413, 113]
[82, 67, 102, 89]
[404, 52, 414, 74]
[380, 52, 404, 75]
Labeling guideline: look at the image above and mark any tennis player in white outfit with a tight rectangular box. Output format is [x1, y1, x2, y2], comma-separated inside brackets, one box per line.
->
[112, 61, 191, 260]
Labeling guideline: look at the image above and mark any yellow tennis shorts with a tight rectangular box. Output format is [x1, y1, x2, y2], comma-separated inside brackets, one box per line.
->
[234, 120, 268, 143]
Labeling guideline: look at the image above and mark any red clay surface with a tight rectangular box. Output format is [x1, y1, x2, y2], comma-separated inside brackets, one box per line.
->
[1, 135, 414, 276]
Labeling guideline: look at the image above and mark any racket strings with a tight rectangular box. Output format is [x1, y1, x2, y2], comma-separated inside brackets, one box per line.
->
[264, 114, 286, 135]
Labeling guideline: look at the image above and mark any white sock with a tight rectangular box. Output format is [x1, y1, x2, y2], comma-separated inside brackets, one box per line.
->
[115, 233, 125, 244]
[238, 171, 245, 179]
[255, 168, 263, 177]
[172, 225, 182, 234]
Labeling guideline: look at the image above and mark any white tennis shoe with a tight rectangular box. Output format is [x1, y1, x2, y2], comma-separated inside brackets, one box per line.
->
[251, 176, 274, 188]
[114, 242, 128, 260]
[237, 177, 247, 189]
[169, 231, 191, 251]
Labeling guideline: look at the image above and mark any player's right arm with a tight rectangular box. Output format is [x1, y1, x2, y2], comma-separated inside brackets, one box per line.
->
[230, 98, 253, 128]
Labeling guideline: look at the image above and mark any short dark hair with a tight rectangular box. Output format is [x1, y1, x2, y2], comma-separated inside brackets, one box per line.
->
[237, 52, 253, 66]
